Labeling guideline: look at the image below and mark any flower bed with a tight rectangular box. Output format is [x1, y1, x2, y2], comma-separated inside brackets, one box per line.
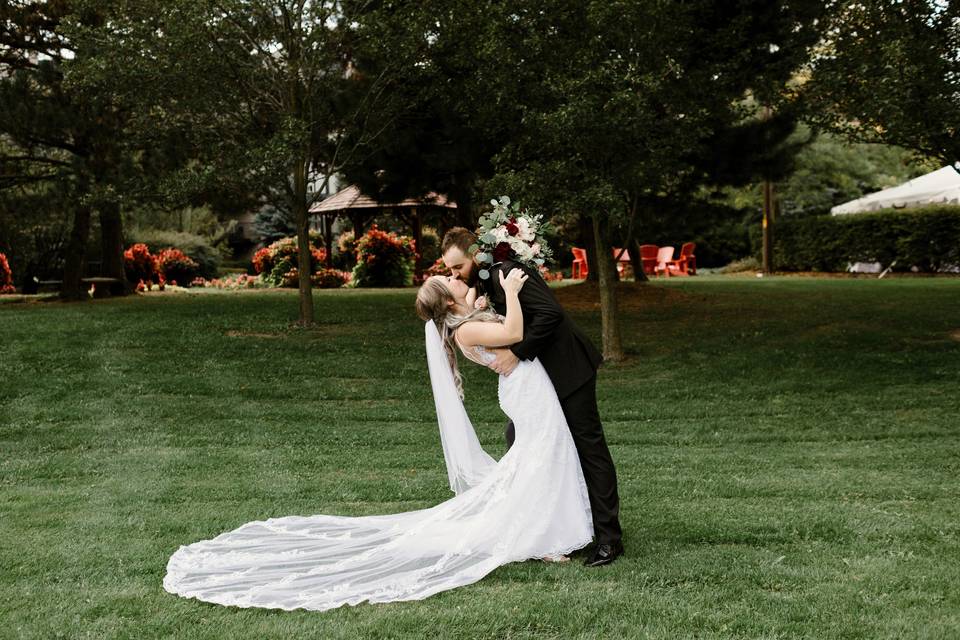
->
[191, 274, 263, 289]
[252, 236, 339, 287]
[0, 253, 15, 293]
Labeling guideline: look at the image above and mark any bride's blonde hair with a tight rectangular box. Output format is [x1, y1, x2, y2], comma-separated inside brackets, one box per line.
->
[416, 276, 499, 398]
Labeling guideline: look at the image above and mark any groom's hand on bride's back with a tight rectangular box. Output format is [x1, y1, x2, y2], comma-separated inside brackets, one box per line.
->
[487, 347, 520, 376]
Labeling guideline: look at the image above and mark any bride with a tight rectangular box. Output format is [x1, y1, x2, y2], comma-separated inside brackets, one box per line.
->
[163, 268, 593, 612]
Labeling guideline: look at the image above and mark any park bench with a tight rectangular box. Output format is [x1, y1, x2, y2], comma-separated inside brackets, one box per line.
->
[36, 277, 126, 297]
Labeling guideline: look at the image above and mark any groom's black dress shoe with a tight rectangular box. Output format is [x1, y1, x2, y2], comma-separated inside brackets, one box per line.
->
[583, 542, 624, 567]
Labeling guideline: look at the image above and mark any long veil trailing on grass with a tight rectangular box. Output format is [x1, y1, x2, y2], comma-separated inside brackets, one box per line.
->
[424, 320, 498, 493]
[163, 321, 592, 612]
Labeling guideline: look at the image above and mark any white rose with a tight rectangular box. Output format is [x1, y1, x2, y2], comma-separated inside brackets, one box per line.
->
[515, 241, 535, 261]
[516, 218, 535, 242]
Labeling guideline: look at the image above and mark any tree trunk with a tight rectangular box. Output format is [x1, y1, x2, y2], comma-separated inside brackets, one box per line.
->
[592, 214, 624, 362]
[293, 160, 315, 326]
[761, 104, 775, 275]
[630, 238, 648, 282]
[579, 216, 600, 282]
[61, 204, 92, 300]
[453, 186, 475, 228]
[98, 201, 130, 295]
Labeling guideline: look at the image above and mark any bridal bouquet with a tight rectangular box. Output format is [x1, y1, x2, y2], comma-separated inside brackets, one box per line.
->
[471, 196, 554, 280]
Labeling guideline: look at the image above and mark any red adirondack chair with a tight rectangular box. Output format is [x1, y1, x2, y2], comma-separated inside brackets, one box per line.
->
[676, 242, 697, 275]
[654, 246, 675, 277]
[639, 244, 659, 276]
[663, 242, 697, 276]
[571, 247, 588, 279]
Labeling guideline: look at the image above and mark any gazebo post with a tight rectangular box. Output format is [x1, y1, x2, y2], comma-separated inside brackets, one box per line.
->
[351, 211, 366, 240]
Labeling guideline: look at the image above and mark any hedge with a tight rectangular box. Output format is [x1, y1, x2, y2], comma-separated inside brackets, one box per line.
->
[769, 206, 960, 272]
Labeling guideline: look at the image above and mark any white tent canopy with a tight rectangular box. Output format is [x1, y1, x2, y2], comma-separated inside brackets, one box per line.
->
[831, 165, 960, 215]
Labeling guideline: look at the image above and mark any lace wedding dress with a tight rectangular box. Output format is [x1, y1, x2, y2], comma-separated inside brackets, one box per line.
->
[163, 323, 593, 611]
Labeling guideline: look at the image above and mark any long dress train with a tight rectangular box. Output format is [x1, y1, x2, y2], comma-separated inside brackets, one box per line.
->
[163, 328, 593, 611]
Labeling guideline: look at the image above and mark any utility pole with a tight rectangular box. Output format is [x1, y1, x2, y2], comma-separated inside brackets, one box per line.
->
[762, 104, 775, 275]
[762, 178, 774, 274]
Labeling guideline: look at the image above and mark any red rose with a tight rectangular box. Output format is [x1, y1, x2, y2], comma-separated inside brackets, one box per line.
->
[493, 242, 512, 262]
[505, 222, 519, 236]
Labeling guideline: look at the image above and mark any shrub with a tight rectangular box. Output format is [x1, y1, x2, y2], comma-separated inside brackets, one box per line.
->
[124, 243, 159, 284]
[720, 256, 762, 274]
[414, 257, 447, 285]
[127, 229, 221, 279]
[417, 257, 448, 284]
[351, 225, 416, 287]
[771, 206, 960, 272]
[156, 248, 200, 286]
[334, 230, 359, 270]
[0, 252, 15, 293]
[312, 268, 351, 288]
[252, 247, 272, 274]
[252, 235, 329, 287]
[417, 226, 441, 269]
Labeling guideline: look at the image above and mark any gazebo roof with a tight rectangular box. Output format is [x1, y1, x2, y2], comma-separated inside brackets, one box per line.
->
[309, 185, 456, 213]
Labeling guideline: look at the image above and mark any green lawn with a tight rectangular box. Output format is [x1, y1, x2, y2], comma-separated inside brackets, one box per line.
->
[2, 277, 959, 639]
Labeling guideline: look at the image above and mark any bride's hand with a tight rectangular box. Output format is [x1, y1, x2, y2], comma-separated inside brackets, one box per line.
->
[499, 268, 529, 295]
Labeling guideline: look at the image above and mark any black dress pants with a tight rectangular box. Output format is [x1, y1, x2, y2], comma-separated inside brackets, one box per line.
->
[505, 374, 623, 545]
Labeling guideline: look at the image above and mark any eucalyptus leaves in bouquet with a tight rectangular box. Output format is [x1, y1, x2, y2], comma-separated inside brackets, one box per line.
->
[471, 196, 555, 280]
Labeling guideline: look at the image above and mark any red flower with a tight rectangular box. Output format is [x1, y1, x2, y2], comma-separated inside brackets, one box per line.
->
[505, 222, 519, 236]
[124, 243, 159, 283]
[493, 242, 513, 262]
[252, 247, 272, 274]
[0, 252, 14, 293]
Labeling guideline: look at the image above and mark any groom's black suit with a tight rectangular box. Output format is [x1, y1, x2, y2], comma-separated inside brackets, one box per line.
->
[479, 260, 622, 546]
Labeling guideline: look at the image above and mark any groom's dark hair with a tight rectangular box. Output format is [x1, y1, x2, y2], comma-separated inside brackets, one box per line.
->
[441, 227, 476, 255]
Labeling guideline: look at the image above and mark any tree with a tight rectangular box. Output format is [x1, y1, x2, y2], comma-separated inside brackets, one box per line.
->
[68, 0, 410, 324]
[808, 0, 960, 164]
[0, 1, 136, 298]
[721, 127, 937, 219]
[486, 1, 826, 360]
[335, 0, 528, 227]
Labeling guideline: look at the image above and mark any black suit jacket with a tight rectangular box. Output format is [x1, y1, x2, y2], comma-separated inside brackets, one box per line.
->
[479, 260, 603, 399]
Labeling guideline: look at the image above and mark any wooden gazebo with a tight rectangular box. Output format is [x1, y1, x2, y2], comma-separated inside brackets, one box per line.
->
[309, 185, 457, 272]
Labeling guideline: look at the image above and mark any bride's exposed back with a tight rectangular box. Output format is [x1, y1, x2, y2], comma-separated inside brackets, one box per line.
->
[162, 269, 593, 612]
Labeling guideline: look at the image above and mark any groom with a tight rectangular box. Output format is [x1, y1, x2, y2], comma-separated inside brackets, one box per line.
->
[441, 227, 624, 567]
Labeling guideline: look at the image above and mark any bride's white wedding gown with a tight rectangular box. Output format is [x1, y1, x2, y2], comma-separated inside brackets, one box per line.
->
[163, 324, 593, 611]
